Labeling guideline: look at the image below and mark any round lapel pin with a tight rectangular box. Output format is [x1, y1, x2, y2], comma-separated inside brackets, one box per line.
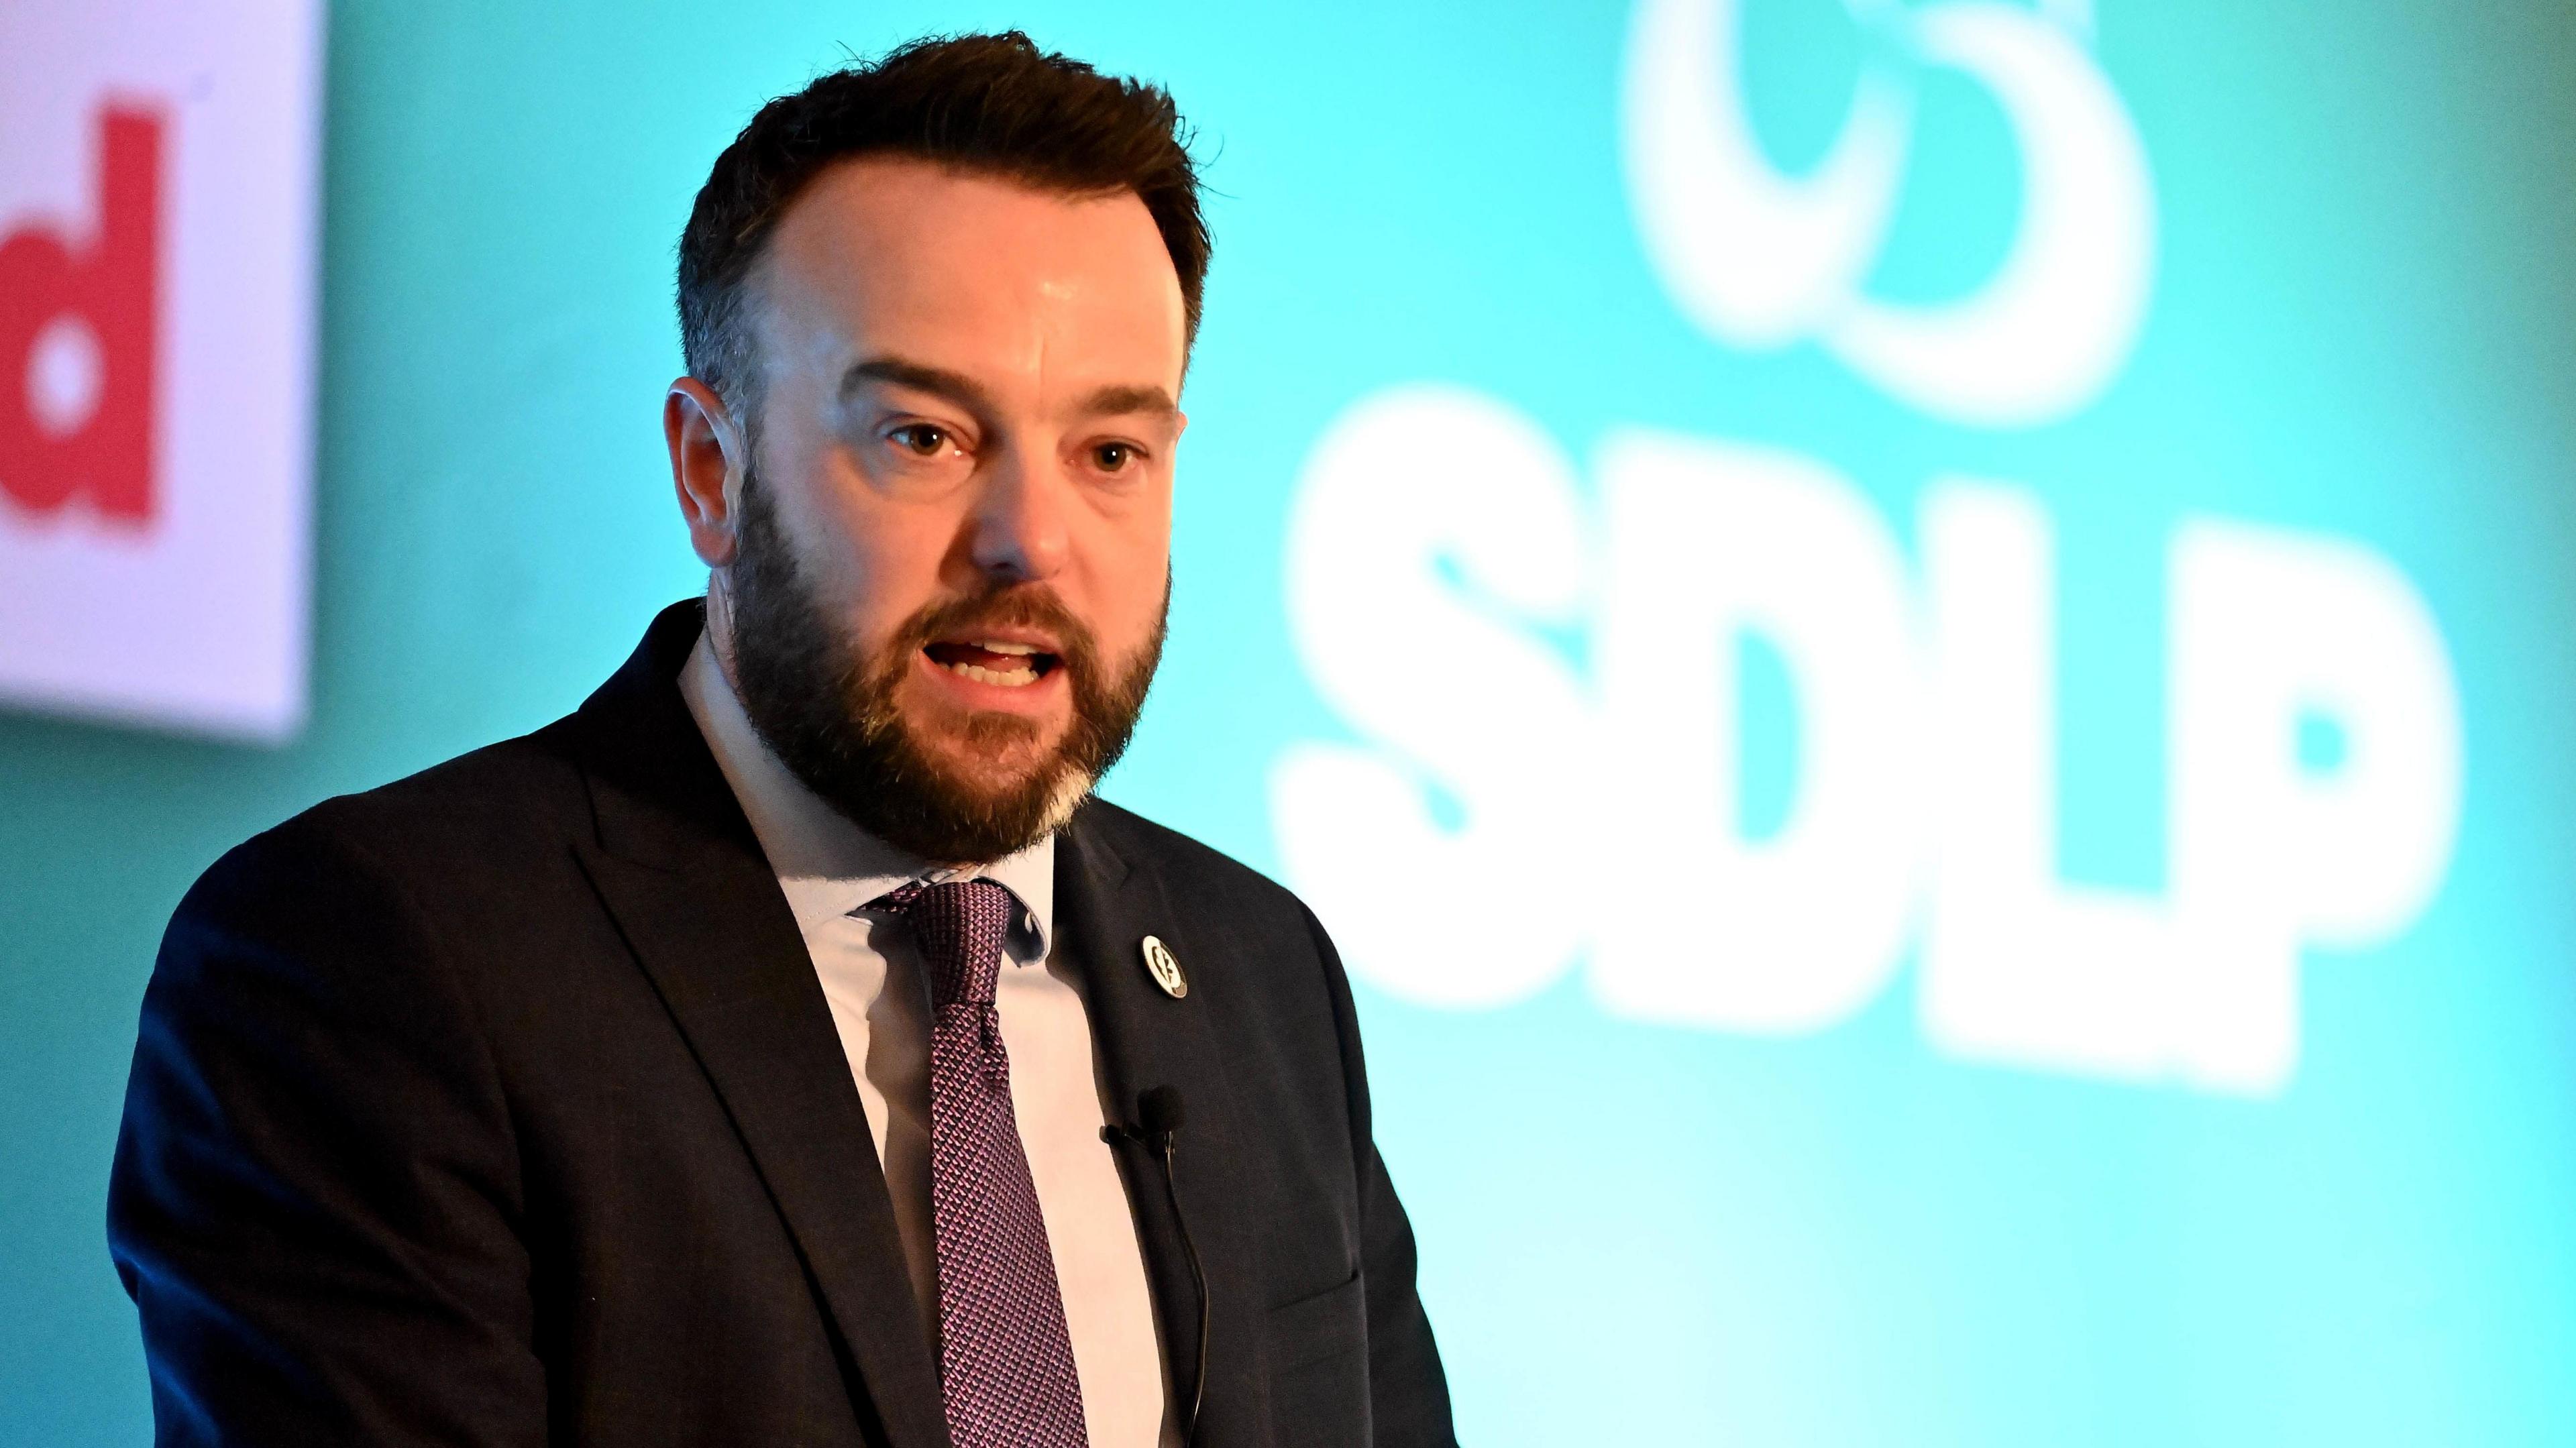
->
[1140, 934, 1187, 999]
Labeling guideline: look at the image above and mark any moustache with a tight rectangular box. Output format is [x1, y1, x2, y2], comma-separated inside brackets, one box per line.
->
[885, 584, 1104, 682]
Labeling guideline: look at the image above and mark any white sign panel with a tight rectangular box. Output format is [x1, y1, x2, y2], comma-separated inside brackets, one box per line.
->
[0, 0, 322, 741]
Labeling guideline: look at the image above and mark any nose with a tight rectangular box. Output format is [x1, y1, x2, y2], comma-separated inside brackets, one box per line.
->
[963, 445, 1072, 586]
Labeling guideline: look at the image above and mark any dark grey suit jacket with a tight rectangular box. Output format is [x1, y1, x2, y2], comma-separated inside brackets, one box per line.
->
[108, 601, 1454, 1447]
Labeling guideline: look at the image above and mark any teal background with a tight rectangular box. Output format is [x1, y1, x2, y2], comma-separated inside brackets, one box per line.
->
[7, 1, 2576, 1442]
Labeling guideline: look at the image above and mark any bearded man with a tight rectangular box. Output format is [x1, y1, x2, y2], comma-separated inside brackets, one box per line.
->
[107, 34, 1455, 1448]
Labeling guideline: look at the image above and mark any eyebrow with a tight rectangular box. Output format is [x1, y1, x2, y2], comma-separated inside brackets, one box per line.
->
[840, 355, 1178, 423]
[1074, 383, 1180, 420]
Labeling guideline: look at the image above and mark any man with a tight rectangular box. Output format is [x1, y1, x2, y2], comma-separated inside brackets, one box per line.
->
[109, 33, 1454, 1448]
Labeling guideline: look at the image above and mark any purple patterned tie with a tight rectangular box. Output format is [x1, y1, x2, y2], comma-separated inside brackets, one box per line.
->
[873, 879, 1090, 1448]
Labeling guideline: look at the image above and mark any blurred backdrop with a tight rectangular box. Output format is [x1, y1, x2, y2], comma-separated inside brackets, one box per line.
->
[6, 0, 2576, 1443]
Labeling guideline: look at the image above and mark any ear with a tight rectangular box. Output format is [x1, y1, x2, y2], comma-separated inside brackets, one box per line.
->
[665, 377, 749, 567]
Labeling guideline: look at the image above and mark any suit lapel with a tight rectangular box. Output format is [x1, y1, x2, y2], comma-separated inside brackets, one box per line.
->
[569, 603, 949, 1448]
[1057, 812, 1272, 1447]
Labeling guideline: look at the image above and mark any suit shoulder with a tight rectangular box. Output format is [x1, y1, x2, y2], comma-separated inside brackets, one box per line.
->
[209, 716, 589, 906]
[1077, 797, 1314, 929]
[323, 713, 580, 830]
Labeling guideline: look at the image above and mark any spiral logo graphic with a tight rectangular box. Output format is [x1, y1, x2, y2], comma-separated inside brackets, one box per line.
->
[1623, 0, 2155, 427]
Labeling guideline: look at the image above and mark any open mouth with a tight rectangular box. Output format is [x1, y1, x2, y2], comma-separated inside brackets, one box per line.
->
[921, 638, 1063, 689]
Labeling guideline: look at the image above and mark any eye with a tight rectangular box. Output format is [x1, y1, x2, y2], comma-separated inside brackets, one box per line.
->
[887, 423, 953, 457]
[1091, 441, 1138, 472]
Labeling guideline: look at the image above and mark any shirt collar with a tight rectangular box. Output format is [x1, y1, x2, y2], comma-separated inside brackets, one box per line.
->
[678, 630, 1054, 962]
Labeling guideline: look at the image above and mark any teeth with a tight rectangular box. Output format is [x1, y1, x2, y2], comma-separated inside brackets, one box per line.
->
[946, 659, 1038, 686]
[975, 640, 1040, 655]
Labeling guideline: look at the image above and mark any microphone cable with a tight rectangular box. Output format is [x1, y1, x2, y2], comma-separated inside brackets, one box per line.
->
[1105, 1085, 1206, 1448]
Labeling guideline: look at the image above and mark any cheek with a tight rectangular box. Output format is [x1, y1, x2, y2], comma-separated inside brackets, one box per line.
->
[777, 480, 943, 643]
[1083, 501, 1171, 645]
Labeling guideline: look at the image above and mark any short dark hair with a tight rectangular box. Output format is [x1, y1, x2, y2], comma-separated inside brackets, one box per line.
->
[677, 32, 1209, 422]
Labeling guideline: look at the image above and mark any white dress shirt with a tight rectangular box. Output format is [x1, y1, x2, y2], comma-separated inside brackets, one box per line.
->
[679, 635, 1171, 1448]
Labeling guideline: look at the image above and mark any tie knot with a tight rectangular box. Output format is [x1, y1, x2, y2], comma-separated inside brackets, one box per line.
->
[873, 877, 1016, 1009]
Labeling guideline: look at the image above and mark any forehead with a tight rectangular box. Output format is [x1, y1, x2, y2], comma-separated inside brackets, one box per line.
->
[754, 155, 1187, 394]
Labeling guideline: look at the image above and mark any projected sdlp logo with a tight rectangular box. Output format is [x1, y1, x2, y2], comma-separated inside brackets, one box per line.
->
[0, 3, 323, 740]
[1272, 0, 2462, 1095]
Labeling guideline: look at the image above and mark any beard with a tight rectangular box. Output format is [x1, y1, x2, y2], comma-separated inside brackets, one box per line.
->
[722, 472, 1166, 865]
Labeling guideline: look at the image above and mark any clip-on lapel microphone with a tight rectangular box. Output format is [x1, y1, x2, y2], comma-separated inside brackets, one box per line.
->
[1104, 1085, 1206, 1447]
